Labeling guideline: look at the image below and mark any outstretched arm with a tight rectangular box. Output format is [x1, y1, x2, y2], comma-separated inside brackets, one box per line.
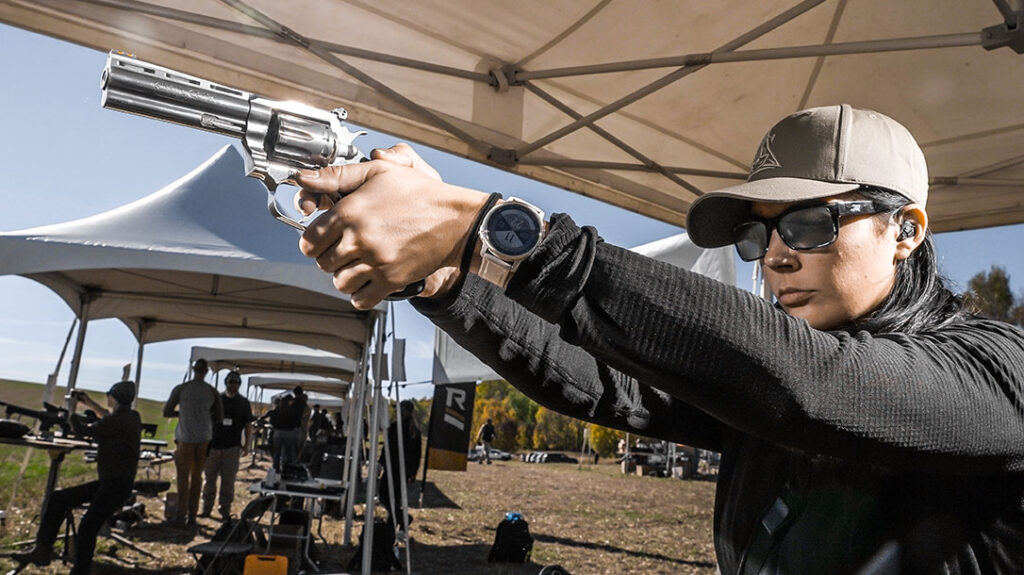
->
[162, 386, 180, 418]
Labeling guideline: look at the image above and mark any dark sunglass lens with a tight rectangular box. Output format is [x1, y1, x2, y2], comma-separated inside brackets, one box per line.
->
[734, 222, 768, 262]
[779, 206, 835, 249]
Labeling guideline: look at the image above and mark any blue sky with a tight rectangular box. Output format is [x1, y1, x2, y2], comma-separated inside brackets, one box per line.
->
[1, 23, 1023, 401]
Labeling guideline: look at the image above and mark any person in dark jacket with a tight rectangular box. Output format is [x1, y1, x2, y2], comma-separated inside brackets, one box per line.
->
[476, 418, 496, 465]
[379, 400, 422, 529]
[200, 370, 252, 519]
[293, 105, 1024, 574]
[268, 393, 302, 471]
[14, 381, 142, 574]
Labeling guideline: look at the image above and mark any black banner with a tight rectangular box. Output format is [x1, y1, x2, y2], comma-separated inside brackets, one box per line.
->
[425, 382, 476, 471]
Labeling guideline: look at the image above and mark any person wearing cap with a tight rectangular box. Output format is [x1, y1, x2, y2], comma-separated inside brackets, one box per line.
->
[13, 381, 142, 573]
[292, 105, 1024, 573]
[163, 357, 223, 527]
[199, 370, 253, 520]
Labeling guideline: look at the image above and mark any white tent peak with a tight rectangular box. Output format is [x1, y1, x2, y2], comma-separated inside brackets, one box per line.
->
[10, 145, 299, 262]
[0, 146, 379, 359]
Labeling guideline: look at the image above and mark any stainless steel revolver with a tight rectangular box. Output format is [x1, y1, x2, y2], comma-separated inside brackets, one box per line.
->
[101, 51, 423, 299]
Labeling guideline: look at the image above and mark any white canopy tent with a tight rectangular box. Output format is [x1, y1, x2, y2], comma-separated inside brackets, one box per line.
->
[2, 0, 1022, 233]
[0, 145, 378, 404]
[190, 338, 358, 384]
[0, 143, 391, 563]
[248, 375, 348, 406]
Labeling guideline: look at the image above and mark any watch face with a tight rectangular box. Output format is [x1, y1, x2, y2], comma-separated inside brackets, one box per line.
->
[485, 203, 541, 257]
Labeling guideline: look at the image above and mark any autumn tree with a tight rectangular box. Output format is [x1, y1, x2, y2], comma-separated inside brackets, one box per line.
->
[467, 379, 649, 456]
[532, 407, 585, 450]
[963, 266, 1024, 326]
[588, 424, 626, 457]
[471, 380, 540, 452]
[964, 266, 1014, 322]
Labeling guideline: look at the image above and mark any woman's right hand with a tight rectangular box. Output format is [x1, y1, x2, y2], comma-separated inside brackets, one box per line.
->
[295, 144, 489, 309]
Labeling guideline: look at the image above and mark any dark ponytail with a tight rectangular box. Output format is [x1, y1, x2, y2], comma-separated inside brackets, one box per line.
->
[847, 189, 966, 335]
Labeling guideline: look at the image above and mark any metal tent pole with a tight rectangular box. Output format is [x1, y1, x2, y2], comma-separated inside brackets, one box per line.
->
[63, 292, 96, 414]
[360, 311, 387, 575]
[389, 388, 412, 574]
[132, 321, 148, 409]
[343, 322, 374, 546]
[513, 0, 826, 159]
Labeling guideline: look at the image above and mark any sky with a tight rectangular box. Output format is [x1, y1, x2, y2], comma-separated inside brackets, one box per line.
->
[1, 23, 1023, 402]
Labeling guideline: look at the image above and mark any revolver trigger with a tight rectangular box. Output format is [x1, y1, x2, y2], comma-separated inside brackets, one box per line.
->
[266, 189, 308, 231]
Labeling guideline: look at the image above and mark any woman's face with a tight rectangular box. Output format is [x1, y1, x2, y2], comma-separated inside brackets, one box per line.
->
[753, 196, 900, 330]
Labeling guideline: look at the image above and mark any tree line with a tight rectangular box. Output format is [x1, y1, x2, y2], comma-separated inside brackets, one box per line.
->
[395, 381, 631, 458]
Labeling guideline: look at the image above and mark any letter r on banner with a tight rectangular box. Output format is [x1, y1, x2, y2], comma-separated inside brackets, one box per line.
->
[426, 382, 476, 471]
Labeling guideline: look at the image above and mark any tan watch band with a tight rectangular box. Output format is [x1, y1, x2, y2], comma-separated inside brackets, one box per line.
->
[477, 251, 518, 289]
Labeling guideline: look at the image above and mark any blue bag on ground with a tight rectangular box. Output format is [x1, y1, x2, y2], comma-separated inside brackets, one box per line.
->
[487, 511, 533, 563]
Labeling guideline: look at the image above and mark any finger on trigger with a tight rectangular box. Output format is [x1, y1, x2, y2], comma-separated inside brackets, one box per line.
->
[295, 190, 319, 215]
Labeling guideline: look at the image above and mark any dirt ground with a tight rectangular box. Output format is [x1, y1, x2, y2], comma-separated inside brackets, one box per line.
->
[0, 457, 717, 575]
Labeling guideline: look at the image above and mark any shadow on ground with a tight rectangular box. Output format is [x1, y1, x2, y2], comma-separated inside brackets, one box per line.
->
[414, 481, 460, 510]
[533, 532, 716, 569]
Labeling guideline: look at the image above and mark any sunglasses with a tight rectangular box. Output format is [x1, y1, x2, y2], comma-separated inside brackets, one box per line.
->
[733, 200, 887, 262]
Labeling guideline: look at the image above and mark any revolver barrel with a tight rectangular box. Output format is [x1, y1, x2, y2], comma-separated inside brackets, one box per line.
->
[101, 52, 250, 139]
[100, 52, 361, 186]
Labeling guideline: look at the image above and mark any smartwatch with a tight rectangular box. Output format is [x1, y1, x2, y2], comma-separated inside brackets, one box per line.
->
[477, 197, 546, 289]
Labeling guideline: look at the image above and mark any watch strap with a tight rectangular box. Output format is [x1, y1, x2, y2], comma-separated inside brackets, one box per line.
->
[461, 192, 503, 274]
[477, 252, 517, 289]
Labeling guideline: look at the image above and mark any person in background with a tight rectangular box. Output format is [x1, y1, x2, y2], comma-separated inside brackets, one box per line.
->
[476, 418, 496, 465]
[294, 386, 312, 454]
[268, 393, 301, 471]
[14, 382, 141, 574]
[332, 410, 345, 436]
[379, 400, 422, 530]
[294, 105, 1024, 573]
[310, 403, 330, 440]
[163, 358, 223, 526]
[200, 370, 253, 520]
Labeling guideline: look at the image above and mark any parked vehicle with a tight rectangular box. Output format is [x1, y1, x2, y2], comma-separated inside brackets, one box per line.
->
[468, 446, 512, 461]
[520, 451, 579, 464]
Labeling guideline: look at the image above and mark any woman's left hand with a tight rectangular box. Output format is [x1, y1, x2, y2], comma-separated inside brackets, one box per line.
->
[296, 146, 489, 309]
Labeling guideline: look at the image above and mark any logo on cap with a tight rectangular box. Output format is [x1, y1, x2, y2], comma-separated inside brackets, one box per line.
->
[750, 132, 781, 176]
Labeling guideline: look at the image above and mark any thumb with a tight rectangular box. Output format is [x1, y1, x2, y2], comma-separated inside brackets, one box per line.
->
[293, 162, 382, 215]
[295, 161, 381, 195]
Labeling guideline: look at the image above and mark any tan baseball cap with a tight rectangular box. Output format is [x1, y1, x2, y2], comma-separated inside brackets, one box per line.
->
[686, 104, 928, 248]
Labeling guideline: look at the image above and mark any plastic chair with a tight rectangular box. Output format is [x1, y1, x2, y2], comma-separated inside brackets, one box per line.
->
[188, 495, 274, 575]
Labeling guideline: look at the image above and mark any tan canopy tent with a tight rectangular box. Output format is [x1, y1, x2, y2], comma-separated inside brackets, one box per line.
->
[1, 0, 1022, 232]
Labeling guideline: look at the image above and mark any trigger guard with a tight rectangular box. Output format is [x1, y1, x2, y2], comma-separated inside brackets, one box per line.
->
[266, 189, 307, 231]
